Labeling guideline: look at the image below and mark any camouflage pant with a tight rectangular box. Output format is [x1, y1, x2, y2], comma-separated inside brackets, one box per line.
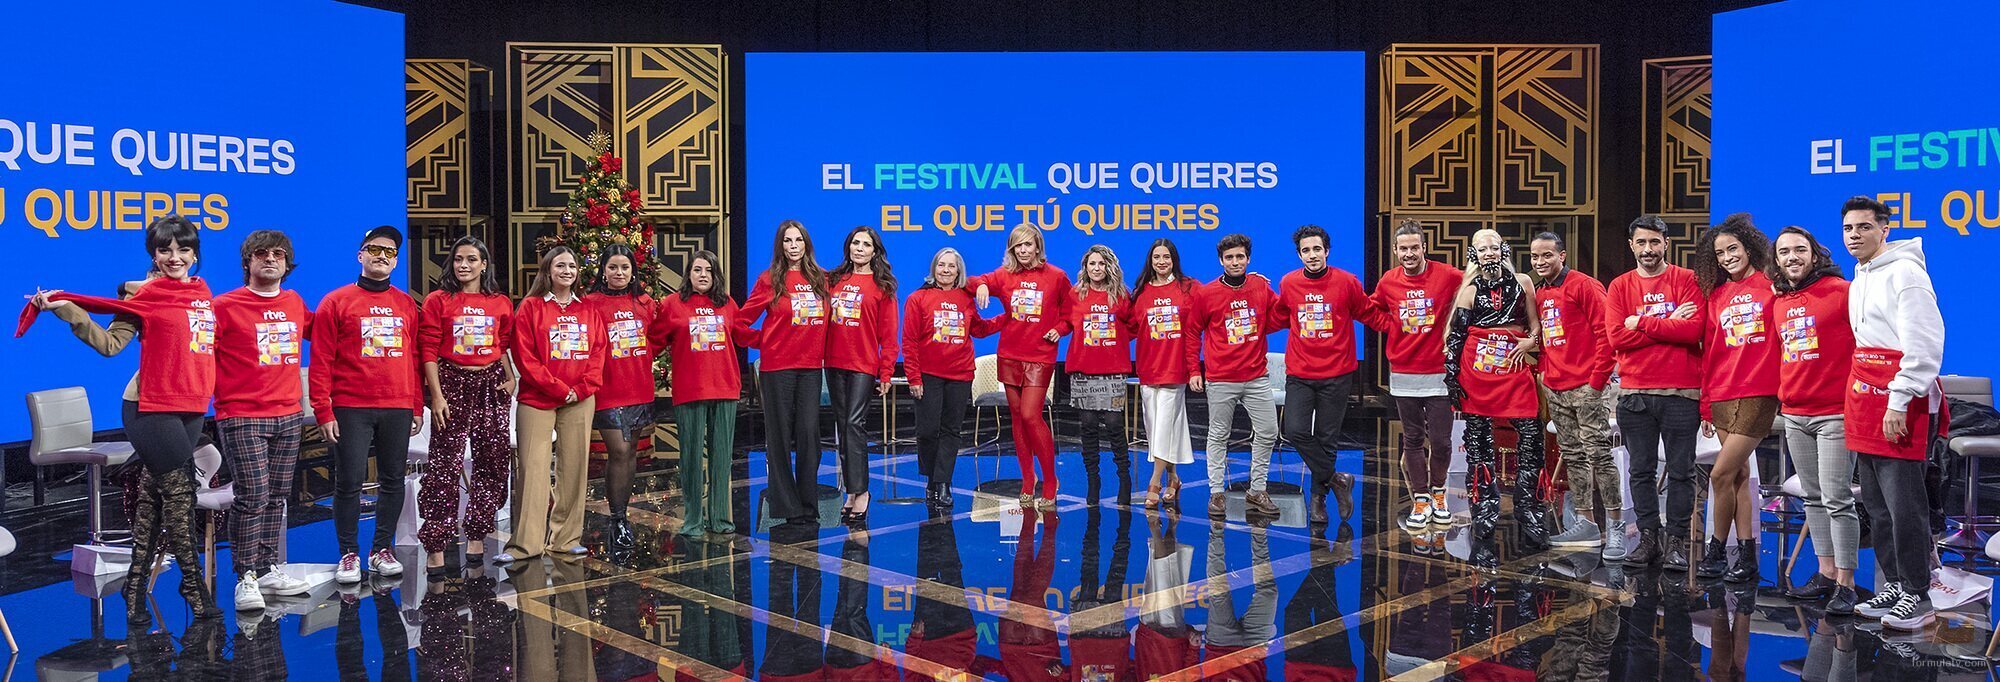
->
[1544, 384, 1620, 515]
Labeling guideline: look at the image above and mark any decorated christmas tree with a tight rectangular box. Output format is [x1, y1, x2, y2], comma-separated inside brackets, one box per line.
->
[553, 131, 665, 297]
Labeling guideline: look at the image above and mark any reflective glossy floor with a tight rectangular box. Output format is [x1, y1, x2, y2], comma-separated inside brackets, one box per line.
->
[2, 419, 1997, 680]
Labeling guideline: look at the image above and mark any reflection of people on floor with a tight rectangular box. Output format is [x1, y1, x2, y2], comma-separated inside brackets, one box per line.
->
[1385, 556, 1452, 675]
[828, 530, 896, 679]
[1800, 618, 1856, 682]
[761, 522, 825, 680]
[234, 613, 288, 682]
[1537, 594, 1619, 681]
[907, 515, 992, 681]
[417, 574, 516, 682]
[1071, 507, 1136, 682]
[1002, 509, 1068, 681]
[1200, 518, 1276, 681]
[1282, 526, 1358, 680]
[128, 617, 228, 681]
[513, 558, 596, 680]
[337, 588, 413, 682]
[1462, 569, 1555, 679]
[1137, 510, 1197, 678]
[673, 539, 749, 677]
[595, 579, 655, 680]
[1614, 569, 1699, 680]
[1704, 583, 1755, 682]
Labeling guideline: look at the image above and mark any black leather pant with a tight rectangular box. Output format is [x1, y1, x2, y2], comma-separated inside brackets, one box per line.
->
[825, 368, 877, 495]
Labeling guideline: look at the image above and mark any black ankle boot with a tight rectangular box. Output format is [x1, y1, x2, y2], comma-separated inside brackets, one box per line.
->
[1625, 527, 1661, 566]
[1724, 539, 1759, 584]
[609, 516, 635, 550]
[1695, 538, 1728, 579]
[1662, 536, 1692, 572]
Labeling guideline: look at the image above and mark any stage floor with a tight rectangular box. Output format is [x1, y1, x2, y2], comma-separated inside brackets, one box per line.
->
[1, 422, 1994, 680]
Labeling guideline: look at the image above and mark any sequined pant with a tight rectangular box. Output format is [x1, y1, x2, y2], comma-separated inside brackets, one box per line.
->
[419, 363, 512, 553]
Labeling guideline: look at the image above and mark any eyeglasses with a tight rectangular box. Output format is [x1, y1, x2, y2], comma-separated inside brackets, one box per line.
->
[252, 248, 288, 261]
[363, 245, 399, 258]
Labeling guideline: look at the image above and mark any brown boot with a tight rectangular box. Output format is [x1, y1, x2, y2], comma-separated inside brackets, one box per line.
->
[1245, 491, 1280, 517]
[157, 468, 220, 619]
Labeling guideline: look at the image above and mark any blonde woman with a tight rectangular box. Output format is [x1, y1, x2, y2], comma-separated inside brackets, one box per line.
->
[972, 224, 1076, 508]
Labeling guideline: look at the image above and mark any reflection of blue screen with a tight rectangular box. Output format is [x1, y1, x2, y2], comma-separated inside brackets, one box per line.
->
[747, 52, 1364, 359]
[1714, 0, 1995, 378]
[1, 0, 404, 440]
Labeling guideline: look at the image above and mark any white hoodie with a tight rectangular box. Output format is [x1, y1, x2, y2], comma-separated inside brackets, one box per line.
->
[1848, 237, 1945, 412]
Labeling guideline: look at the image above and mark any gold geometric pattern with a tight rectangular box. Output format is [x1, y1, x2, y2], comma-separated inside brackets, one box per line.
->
[1493, 46, 1597, 212]
[508, 42, 731, 298]
[1381, 49, 1488, 213]
[1644, 56, 1712, 218]
[407, 59, 473, 217]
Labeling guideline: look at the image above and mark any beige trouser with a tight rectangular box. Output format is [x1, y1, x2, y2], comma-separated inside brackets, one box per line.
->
[508, 396, 595, 557]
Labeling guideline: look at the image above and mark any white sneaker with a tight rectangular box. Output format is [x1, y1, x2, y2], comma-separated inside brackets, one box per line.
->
[258, 565, 311, 596]
[371, 548, 404, 577]
[336, 552, 362, 584]
[233, 573, 266, 612]
[1880, 593, 1935, 631]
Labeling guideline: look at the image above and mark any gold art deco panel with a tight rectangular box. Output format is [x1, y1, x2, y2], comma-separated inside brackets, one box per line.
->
[407, 59, 474, 217]
[1381, 45, 1598, 216]
[1644, 57, 1713, 217]
[614, 46, 725, 215]
[510, 45, 615, 214]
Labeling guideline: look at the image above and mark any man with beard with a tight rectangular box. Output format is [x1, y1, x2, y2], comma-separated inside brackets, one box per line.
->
[1770, 226, 1860, 615]
[1603, 215, 1704, 570]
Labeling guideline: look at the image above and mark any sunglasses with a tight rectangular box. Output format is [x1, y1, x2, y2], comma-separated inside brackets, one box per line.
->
[252, 248, 288, 261]
[363, 245, 399, 258]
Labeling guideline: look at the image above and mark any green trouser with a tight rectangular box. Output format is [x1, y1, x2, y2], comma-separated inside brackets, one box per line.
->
[677, 400, 739, 535]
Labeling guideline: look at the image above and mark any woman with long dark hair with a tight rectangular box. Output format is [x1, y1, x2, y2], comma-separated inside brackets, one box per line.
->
[824, 226, 899, 524]
[499, 246, 607, 563]
[26, 215, 221, 623]
[972, 224, 1075, 509]
[417, 235, 515, 573]
[653, 250, 754, 536]
[586, 243, 657, 550]
[1125, 239, 1199, 508]
[735, 220, 831, 528]
[1690, 214, 1779, 584]
[902, 247, 1001, 507]
[1068, 245, 1135, 505]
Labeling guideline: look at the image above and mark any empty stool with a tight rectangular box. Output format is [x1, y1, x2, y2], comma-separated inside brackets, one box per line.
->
[1939, 375, 2000, 552]
[191, 439, 235, 588]
[27, 387, 136, 545]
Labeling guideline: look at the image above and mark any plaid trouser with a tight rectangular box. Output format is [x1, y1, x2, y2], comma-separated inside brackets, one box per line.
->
[217, 411, 307, 576]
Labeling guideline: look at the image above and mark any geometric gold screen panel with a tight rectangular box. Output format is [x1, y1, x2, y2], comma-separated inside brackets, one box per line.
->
[507, 42, 730, 296]
[1643, 56, 1712, 218]
[406, 58, 495, 296]
[1379, 44, 1600, 275]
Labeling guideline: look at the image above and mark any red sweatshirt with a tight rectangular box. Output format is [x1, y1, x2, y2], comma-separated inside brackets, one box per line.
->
[1776, 276, 1854, 416]
[823, 273, 899, 382]
[586, 292, 657, 410]
[1533, 268, 1614, 392]
[19, 277, 217, 413]
[213, 287, 310, 419]
[1194, 274, 1282, 384]
[736, 270, 828, 372]
[512, 294, 608, 411]
[1603, 265, 1703, 391]
[1702, 272, 1780, 404]
[1126, 278, 1203, 385]
[653, 293, 751, 405]
[1274, 267, 1375, 380]
[901, 287, 1001, 383]
[972, 264, 1076, 363]
[418, 290, 513, 367]
[1368, 261, 1464, 375]
[1067, 288, 1133, 375]
[309, 282, 424, 420]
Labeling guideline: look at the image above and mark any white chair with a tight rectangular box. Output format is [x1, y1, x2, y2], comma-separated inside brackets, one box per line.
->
[0, 524, 15, 653]
[191, 440, 235, 589]
[26, 387, 136, 545]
